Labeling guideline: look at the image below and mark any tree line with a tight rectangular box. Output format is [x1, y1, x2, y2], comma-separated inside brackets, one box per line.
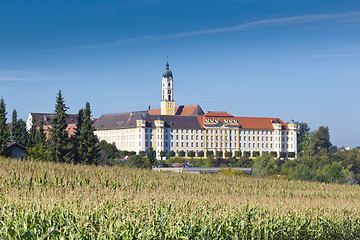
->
[0, 91, 100, 164]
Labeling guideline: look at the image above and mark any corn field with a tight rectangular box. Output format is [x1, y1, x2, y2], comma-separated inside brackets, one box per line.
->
[0, 157, 359, 239]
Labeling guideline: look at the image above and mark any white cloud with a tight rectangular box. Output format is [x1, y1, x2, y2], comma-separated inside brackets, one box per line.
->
[71, 11, 360, 49]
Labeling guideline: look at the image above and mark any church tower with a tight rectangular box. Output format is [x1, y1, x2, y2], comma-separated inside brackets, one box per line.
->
[160, 58, 175, 115]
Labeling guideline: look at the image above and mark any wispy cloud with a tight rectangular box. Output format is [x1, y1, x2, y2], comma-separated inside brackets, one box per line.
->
[23, 11, 360, 54]
[73, 11, 360, 48]
[0, 71, 82, 82]
[299, 52, 360, 59]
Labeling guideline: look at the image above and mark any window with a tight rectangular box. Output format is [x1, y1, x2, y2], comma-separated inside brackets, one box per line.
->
[181, 142, 184, 147]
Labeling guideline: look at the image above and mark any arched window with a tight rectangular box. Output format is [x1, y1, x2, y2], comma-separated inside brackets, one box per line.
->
[168, 95, 171, 100]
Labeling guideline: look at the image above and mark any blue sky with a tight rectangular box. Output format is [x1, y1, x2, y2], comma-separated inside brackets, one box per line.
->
[0, 0, 359, 147]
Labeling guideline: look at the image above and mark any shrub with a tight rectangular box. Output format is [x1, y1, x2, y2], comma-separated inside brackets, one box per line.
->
[197, 150, 204, 158]
[225, 151, 233, 158]
[235, 151, 242, 158]
[288, 152, 296, 158]
[160, 150, 166, 158]
[218, 168, 247, 177]
[252, 151, 260, 158]
[187, 150, 195, 158]
[168, 150, 175, 158]
[27, 145, 50, 161]
[270, 151, 278, 158]
[206, 150, 214, 157]
[279, 151, 287, 159]
[126, 155, 151, 168]
[243, 151, 251, 157]
[216, 151, 223, 158]
[178, 150, 185, 157]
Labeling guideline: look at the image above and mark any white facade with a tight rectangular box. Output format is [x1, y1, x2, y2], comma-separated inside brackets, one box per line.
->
[94, 60, 297, 159]
[95, 122, 297, 159]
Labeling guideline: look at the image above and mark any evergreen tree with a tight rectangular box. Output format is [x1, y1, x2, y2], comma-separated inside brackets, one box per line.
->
[35, 119, 46, 146]
[77, 102, 99, 164]
[72, 108, 84, 163]
[147, 146, 156, 165]
[49, 90, 71, 163]
[28, 118, 37, 147]
[0, 98, 9, 156]
[17, 120, 28, 146]
[10, 109, 18, 141]
[9, 109, 28, 146]
[76, 108, 84, 138]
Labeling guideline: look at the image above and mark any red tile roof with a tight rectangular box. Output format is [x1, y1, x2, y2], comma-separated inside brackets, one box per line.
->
[30, 113, 79, 139]
[197, 115, 288, 130]
[235, 117, 289, 130]
[148, 104, 204, 116]
[203, 111, 234, 117]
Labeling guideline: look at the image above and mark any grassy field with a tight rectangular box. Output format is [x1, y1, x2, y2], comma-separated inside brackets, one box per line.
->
[0, 157, 360, 239]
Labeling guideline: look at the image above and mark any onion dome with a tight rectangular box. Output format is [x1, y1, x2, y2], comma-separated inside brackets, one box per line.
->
[162, 58, 173, 78]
